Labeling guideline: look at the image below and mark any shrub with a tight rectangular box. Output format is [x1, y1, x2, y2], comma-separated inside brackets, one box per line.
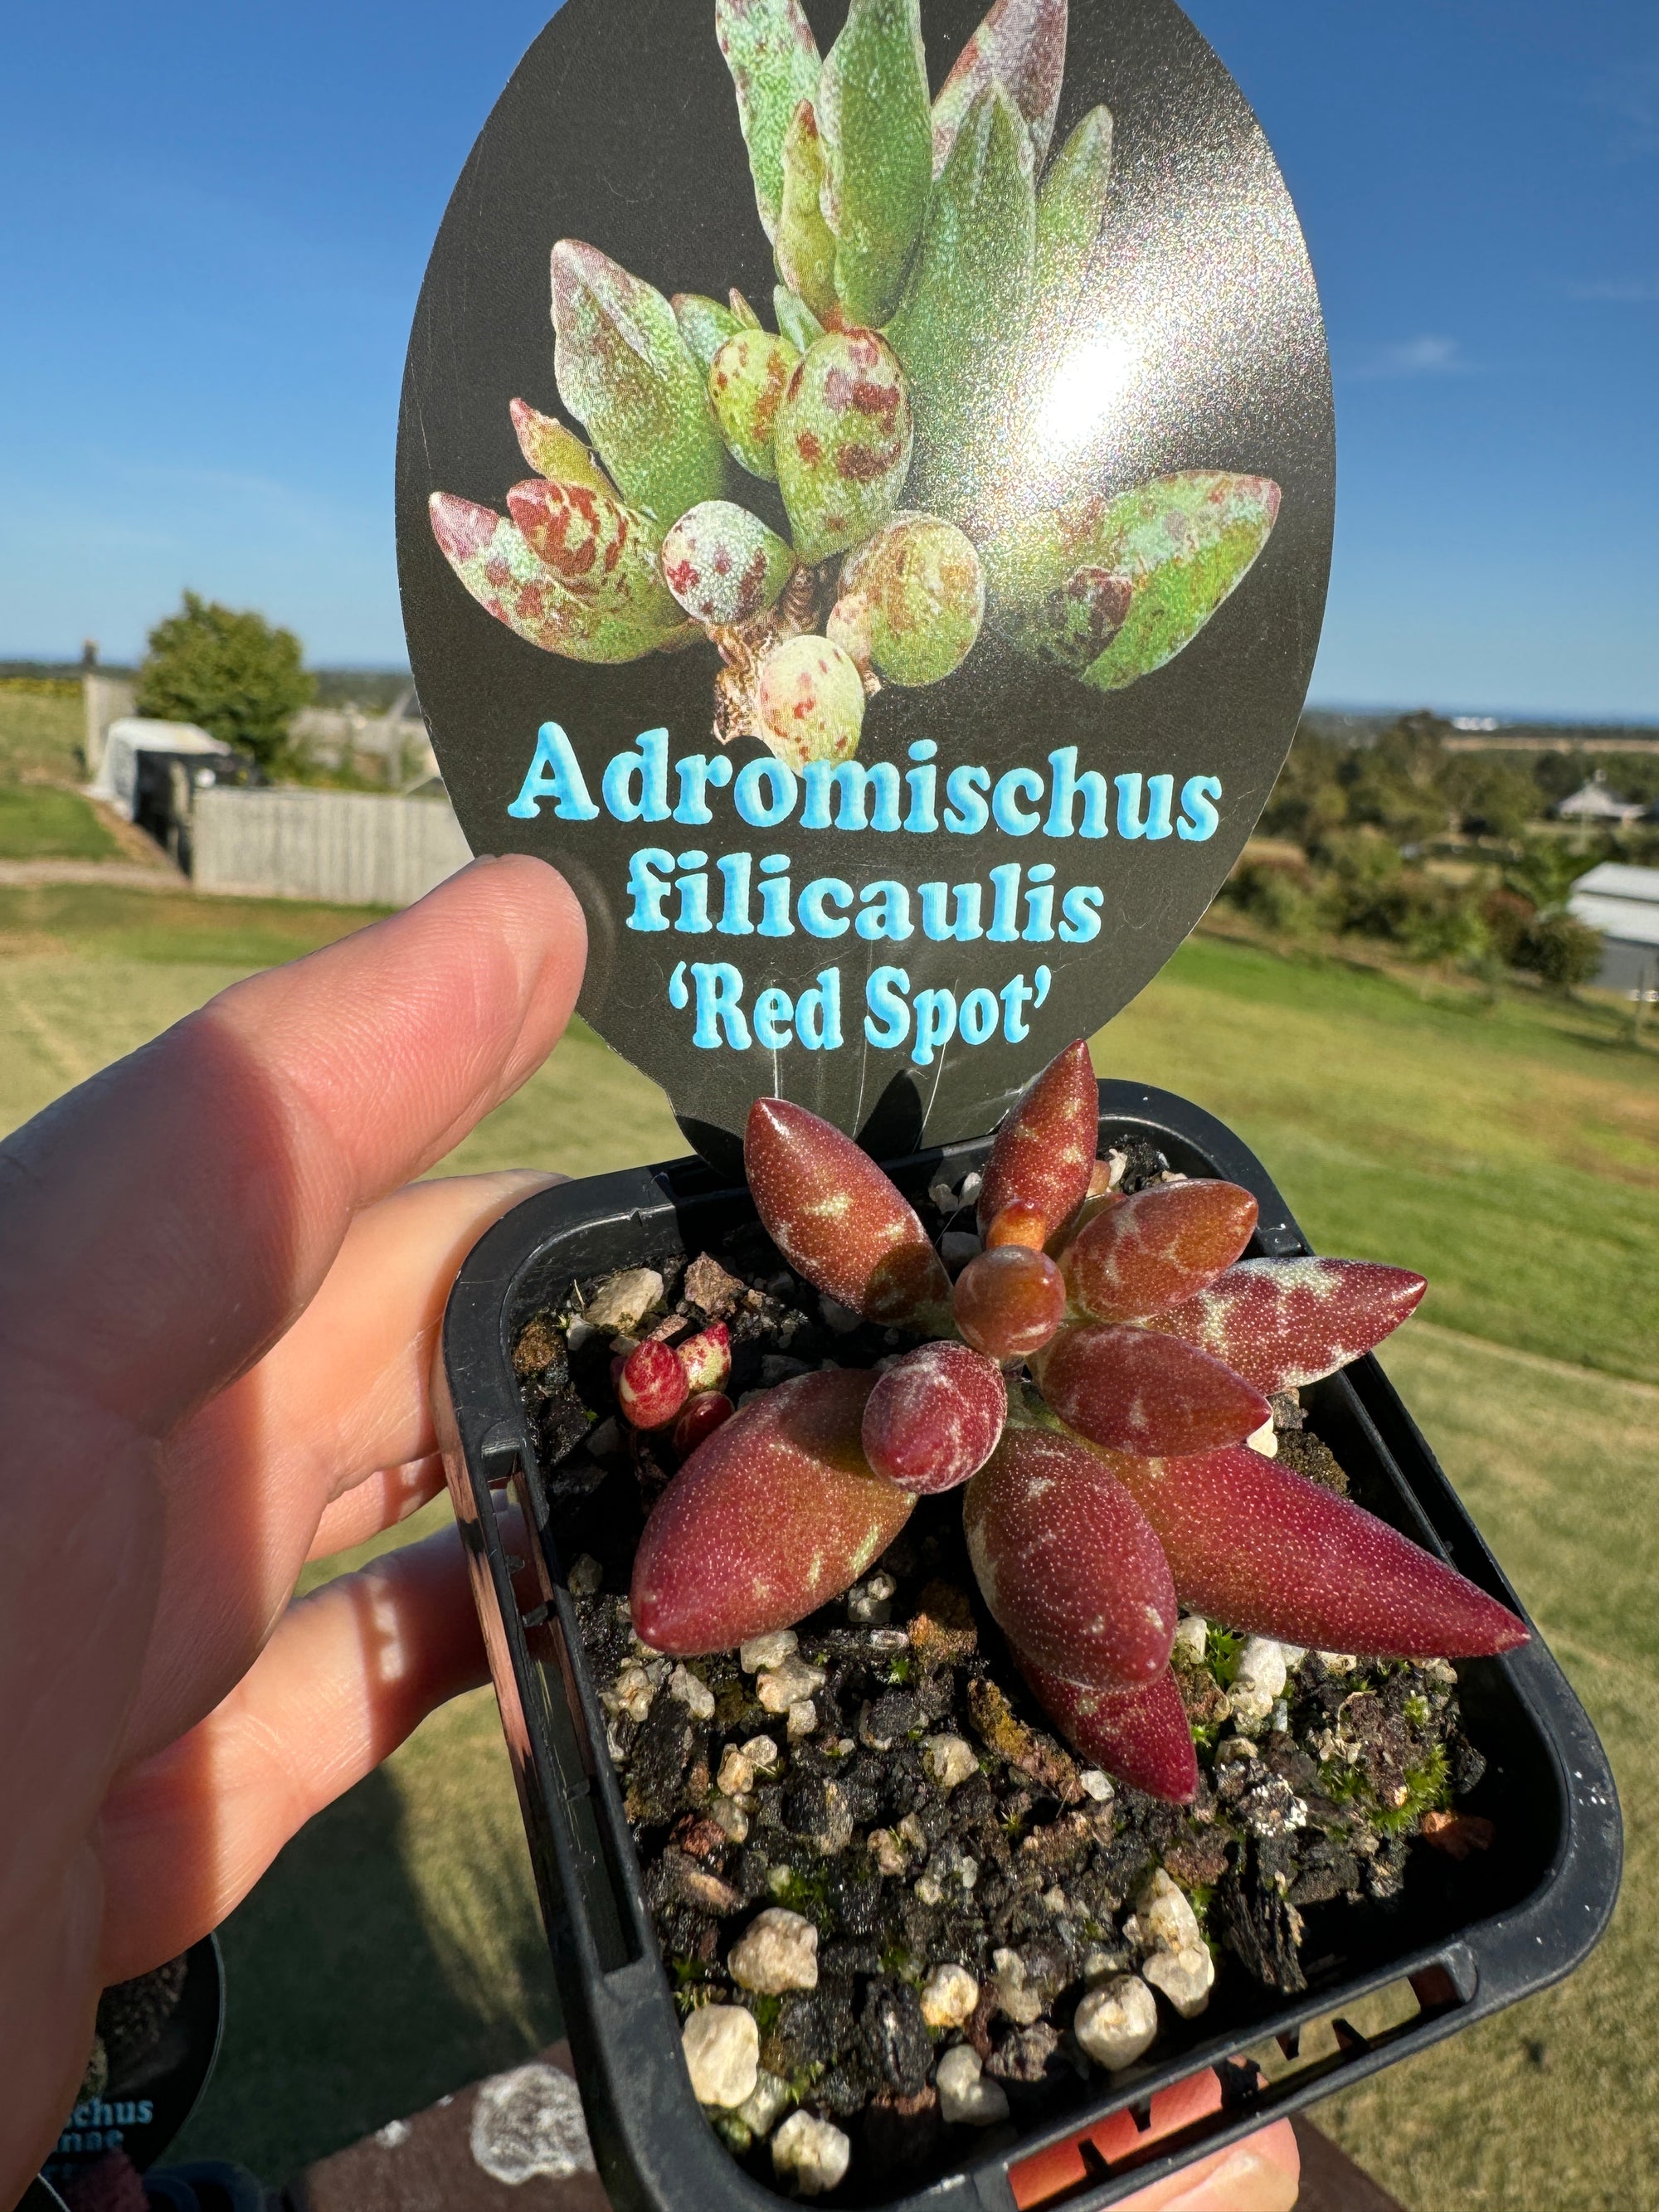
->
[136, 593, 313, 771]
[1514, 912, 1603, 991]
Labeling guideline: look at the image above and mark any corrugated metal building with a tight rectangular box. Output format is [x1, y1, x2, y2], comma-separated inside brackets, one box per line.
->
[1568, 863, 1659, 995]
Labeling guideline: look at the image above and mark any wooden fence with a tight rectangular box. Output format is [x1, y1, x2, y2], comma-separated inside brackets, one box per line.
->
[192, 786, 473, 907]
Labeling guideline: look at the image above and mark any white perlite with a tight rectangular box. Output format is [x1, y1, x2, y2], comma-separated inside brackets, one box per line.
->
[710, 1796, 750, 1843]
[1228, 1638, 1290, 1728]
[740, 1628, 799, 1674]
[990, 1947, 1044, 2026]
[683, 2004, 760, 2108]
[1170, 1614, 1209, 1665]
[729, 1908, 820, 1994]
[1073, 1976, 1160, 2072]
[583, 1267, 664, 1334]
[1143, 1944, 1215, 2018]
[1078, 1768, 1114, 1803]
[742, 1734, 781, 1771]
[786, 1699, 819, 1741]
[772, 2109, 851, 2195]
[469, 2061, 596, 2185]
[718, 1746, 757, 1796]
[922, 1734, 980, 1791]
[1126, 1869, 1202, 1957]
[1246, 1417, 1278, 1457]
[669, 1665, 716, 1720]
[736, 2069, 794, 2139]
[757, 1657, 828, 1712]
[919, 1962, 980, 2027]
[934, 2044, 1010, 2127]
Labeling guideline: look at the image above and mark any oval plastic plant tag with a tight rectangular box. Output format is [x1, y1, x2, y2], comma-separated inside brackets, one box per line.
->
[397, 0, 1332, 1165]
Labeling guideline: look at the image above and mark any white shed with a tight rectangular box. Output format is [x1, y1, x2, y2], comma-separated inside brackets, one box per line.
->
[1569, 862, 1659, 994]
[88, 717, 231, 822]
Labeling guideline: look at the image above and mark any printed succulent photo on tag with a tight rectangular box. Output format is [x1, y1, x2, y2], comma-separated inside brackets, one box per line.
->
[397, 0, 1334, 1158]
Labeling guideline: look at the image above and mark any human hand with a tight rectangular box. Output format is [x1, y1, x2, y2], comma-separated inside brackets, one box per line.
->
[0, 855, 587, 2200]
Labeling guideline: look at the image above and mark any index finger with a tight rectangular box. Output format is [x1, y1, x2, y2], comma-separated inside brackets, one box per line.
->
[0, 853, 585, 1437]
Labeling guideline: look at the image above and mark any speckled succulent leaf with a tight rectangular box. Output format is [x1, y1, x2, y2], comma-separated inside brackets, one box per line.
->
[931, 0, 1068, 175]
[715, 0, 822, 242]
[825, 588, 875, 673]
[551, 240, 731, 524]
[504, 479, 683, 646]
[1037, 1320, 1271, 1457]
[862, 1342, 1006, 1494]
[1031, 105, 1112, 344]
[673, 293, 747, 375]
[952, 1245, 1067, 1362]
[834, 513, 984, 685]
[817, 0, 933, 325]
[508, 397, 619, 496]
[679, 1323, 732, 1397]
[966, 1426, 1176, 1689]
[708, 328, 801, 479]
[428, 493, 688, 663]
[1080, 472, 1282, 690]
[775, 327, 914, 564]
[757, 634, 868, 766]
[1013, 565, 1134, 671]
[1061, 1180, 1260, 1325]
[660, 501, 796, 628]
[1100, 1443, 1530, 1660]
[631, 1369, 912, 1655]
[730, 288, 763, 328]
[745, 1095, 952, 1330]
[775, 284, 826, 353]
[886, 84, 1036, 518]
[775, 100, 840, 325]
[1141, 1257, 1428, 1392]
[618, 1339, 689, 1430]
[1016, 1654, 1198, 1803]
[977, 1037, 1098, 1243]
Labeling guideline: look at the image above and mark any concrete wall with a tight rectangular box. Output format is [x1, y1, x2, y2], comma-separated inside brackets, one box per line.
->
[82, 674, 137, 780]
[192, 785, 473, 907]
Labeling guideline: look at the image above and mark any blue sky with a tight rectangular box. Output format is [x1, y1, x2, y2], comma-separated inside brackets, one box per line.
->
[2, 0, 1655, 719]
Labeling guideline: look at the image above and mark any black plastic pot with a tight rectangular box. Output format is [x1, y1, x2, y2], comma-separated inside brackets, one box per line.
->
[435, 1082, 1621, 2212]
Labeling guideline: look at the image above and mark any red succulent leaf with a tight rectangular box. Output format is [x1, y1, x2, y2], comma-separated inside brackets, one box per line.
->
[862, 1342, 1006, 1494]
[672, 1390, 734, 1456]
[983, 1198, 1049, 1250]
[1036, 1320, 1270, 1456]
[1140, 1256, 1427, 1392]
[1060, 1179, 1259, 1323]
[964, 1425, 1176, 1689]
[953, 1245, 1068, 1362]
[1096, 1441, 1530, 1659]
[631, 1369, 912, 1655]
[745, 1097, 951, 1329]
[976, 1038, 1099, 1245]
[678, 1321, 732, 1395]
[1014, 1652, 1199, 1804]
[617, 1339, 690, 1430]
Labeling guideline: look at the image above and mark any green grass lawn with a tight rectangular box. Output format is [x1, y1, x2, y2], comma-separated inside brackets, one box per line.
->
[5, 892, 1657, 2204]
[0, 785, 119, 860]
[0, 684, 85, 784]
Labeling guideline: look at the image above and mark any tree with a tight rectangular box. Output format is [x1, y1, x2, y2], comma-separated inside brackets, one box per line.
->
[136, 592, 313, 770]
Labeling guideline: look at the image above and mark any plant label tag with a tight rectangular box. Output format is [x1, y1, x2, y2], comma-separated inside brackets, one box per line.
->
[397, 0, 1332, 1164]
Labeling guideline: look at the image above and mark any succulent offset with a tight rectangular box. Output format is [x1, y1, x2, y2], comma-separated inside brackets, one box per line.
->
[625, 1033, 1528, 1802]
[428, 0, 1282, 761]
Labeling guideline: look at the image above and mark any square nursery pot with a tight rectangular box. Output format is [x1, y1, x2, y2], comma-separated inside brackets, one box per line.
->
[433, 1082, 1621, 2212]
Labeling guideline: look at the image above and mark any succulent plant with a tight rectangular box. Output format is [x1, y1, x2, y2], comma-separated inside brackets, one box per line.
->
[428, 0, 1282, 762]
[625, 1033, 1529, 1801]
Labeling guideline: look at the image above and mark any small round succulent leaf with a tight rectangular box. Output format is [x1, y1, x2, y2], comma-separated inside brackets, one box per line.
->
[661, 502, 796, 628]
[952, 1245, 1066, 1363]
[863, 1342, 1006, 1494]
[757, 634, 867, 768]
[836, 514, 985, 686]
